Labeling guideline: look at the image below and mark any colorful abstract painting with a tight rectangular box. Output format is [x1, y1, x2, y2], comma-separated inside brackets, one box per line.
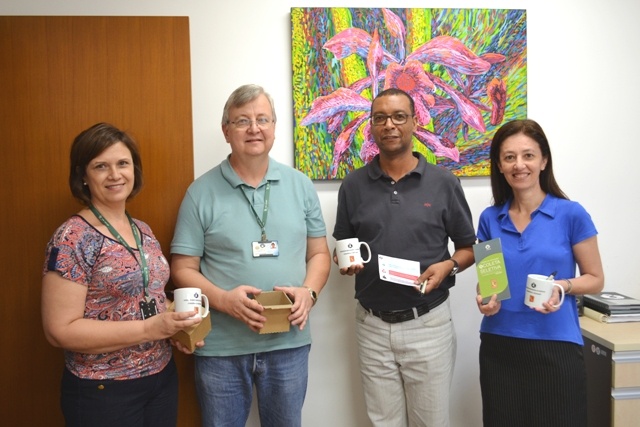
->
[292, 8, 527, 179]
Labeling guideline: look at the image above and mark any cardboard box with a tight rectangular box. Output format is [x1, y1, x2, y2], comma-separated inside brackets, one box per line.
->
[168, 303, 212, 352]
[255, 291, 292, 334]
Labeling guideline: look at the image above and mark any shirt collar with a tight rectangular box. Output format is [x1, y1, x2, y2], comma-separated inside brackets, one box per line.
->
[497, 193, 558, 221]
[221, 156, 282, 188]
[537, 194, 557, 218]
[368, 152, 425, 180]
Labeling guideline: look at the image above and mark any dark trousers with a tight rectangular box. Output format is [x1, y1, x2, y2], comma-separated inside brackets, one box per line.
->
[61, 357, 178, 427]
[480, 333, 587, 427]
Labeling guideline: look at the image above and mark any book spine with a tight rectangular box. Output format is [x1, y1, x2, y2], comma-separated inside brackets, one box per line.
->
[583, 299, 611, 315]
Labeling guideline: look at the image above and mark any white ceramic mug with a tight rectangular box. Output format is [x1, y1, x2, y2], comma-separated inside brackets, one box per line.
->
[336, 238, 372, 269]
[174, 287, 209, 318]
[524, 274, 565, 309]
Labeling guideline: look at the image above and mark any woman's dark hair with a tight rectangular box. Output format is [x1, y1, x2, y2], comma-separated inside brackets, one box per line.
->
[69, 123, 143, 205]
[489, 119, 567, 205]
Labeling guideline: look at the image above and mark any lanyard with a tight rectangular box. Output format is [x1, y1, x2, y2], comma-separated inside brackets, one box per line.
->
[239, 181, 270, 242]
[89, 204, 150, 298]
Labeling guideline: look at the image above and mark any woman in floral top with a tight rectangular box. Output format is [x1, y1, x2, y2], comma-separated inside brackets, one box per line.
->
[42, 123, 203, 426]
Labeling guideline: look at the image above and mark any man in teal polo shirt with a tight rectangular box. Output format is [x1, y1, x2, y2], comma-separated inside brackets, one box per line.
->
[171, 84, 330, 427]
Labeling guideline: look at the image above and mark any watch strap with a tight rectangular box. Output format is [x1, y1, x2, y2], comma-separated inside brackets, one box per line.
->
[449, 259, 459, 276]
[304, 286, 318, 305]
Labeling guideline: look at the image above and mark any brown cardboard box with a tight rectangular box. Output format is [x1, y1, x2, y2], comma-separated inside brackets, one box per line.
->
[169, 303, 212, 352]
[255, 291, 293, 334]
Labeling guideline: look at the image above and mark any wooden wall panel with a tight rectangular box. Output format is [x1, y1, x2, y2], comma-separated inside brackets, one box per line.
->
[0, 16, 199, 425]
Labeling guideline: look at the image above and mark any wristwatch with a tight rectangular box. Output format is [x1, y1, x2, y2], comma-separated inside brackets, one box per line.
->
[448, 259, 459, 276]
[304, 286, 318, 305]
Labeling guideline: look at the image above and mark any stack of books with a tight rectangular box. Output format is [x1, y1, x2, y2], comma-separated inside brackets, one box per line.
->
[583, 291, 640, 323]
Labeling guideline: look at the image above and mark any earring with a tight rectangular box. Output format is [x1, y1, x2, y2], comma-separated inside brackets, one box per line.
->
[83, 182, 87, 186]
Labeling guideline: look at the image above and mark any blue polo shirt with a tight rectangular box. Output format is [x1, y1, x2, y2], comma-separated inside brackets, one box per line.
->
[171, 157, 327, 356]
[477, 194, 597, 345]
[333, 153, 477, 311]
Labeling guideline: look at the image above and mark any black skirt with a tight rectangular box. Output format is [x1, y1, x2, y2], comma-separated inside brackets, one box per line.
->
[479, 333, 587, 427]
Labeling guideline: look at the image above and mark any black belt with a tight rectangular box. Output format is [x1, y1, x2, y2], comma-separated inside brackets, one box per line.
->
[362, 291, 449, 324]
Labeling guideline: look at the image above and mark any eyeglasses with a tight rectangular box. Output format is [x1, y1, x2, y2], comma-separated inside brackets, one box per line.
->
[228, 117, 274, 129]
[370, 113, 411, 126]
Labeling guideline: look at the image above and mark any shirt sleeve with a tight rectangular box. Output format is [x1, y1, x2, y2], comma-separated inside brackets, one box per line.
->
[43, 219, 100, 286]
[333, 181, 355, 241]
[303, 175, 327, 238]
[477, 209, 491, 242]
[445, 178, 477, 245]
[568, 201, 598, 246]
[170, 189, 207, 257]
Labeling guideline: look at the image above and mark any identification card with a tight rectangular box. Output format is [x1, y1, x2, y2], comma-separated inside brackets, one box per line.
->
[252, 240, 279, 257]
[139, 297, 158, 319]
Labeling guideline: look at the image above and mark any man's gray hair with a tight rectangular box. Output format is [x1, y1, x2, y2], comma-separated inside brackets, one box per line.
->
[221, 84, 277, 125]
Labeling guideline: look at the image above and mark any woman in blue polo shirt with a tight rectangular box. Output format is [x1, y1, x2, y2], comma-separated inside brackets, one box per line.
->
[475, 119, 604, 427]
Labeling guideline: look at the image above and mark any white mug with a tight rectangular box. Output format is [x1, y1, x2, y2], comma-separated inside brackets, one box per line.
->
[336, 238, 372, 269]
[524, 274, 565, 309]
[174, 287, 210, 318]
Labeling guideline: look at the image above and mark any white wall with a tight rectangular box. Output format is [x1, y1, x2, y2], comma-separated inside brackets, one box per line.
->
[5, 1, 639, 426]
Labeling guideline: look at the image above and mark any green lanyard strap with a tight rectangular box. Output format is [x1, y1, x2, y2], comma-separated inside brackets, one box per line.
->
[239, 181, 270, 242]
[89, 204, 150, 297]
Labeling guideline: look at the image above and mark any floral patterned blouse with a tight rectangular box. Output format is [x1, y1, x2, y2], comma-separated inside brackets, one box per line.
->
[43, 215, 172, 380]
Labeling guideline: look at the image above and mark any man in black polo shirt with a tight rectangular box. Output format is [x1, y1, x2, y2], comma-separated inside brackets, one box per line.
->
[333, 88, 476, 427]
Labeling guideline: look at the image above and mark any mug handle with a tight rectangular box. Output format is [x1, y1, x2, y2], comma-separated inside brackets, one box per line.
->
[360, 242, 372, 263]
[551, 283, 565, 308]
[200, 294, 210, 318]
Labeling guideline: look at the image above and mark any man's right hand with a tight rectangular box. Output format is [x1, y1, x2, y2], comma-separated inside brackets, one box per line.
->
[220, 286, 266, 332]
[333, 249, 364, 276]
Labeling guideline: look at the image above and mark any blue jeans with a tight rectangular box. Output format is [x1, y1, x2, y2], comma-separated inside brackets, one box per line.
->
[195, 345, 310, 427]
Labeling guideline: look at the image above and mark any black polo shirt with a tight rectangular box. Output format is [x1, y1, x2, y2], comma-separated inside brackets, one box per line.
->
[333, 153, 476, 311]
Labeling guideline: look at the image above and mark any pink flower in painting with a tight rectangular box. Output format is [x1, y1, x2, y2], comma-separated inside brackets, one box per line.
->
[487, 78, 507, 126]
[384, 61, 436, 126]
[301, 8, 507, 177]
[300, 88, 372, 177]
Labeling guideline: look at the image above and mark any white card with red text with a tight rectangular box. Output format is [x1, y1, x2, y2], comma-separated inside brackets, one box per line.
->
[378, 254, 420, 286]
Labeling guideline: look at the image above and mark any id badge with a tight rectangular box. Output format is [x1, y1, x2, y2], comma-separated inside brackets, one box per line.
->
[252, 240, 279, 257]
[139, 297, 158, 319]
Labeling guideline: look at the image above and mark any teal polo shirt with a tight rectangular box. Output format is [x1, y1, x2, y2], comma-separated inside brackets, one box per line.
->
[171, 157, 326, 356]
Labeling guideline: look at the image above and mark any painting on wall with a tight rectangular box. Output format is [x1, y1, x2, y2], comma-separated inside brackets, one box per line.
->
[292, 8, 527, 179]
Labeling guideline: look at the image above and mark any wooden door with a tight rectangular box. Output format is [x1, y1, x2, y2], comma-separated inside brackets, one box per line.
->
[0, 16, 199, 425]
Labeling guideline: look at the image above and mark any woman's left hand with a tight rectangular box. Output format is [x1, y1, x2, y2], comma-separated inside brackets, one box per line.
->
[476, 293, 501, 316]
[535, 286, 564, 314]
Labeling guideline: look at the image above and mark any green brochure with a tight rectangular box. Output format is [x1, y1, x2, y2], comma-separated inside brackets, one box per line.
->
[473, 238, 510, 303]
